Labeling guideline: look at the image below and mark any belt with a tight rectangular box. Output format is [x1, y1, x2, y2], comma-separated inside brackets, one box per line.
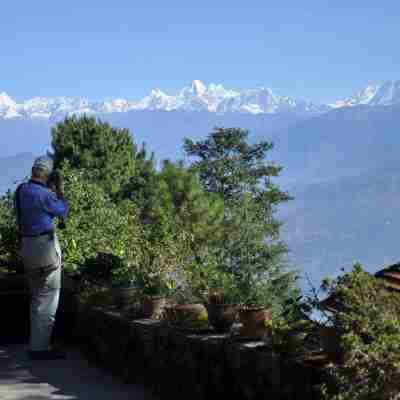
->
[21, 230, 54, 238]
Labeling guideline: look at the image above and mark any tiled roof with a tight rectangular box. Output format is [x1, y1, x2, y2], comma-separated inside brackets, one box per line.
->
[320, 262, 400, 312]
[375, 262, 400, 291]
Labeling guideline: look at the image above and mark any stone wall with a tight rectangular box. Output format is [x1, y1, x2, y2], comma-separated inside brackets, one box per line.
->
[0, 273, 79, 344]
[0, 273, 323, 399]
[0, 273, 30, 343]
[73, 304, 324, 400]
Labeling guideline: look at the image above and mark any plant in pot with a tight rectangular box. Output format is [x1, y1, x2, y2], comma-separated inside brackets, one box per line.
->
[168, 289, 209, 330]
[134, 267, 175, 320]
[79, 252, 138, 308]
[165, 264, 209, 329]
[264, 318, 315, 355]
[168, 257, 231, 330]
[237, 281, 274, 339]
[205, 266, 240, 333]
[110, 258, 139, 309]
[133, 237, 179, 320]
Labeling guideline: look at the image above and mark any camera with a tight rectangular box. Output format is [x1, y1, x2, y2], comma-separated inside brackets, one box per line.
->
[47, 170, 67, 230]
[47, 170, 61, 189]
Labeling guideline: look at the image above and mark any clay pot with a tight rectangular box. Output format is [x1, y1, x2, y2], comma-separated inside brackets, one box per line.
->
[171, 303, 208, 328]
[207, 303, 237, 332]
[238, 307, 272, 339]
[141, 296, 166, 319]
[163, 305, 177, 322]
[112, 284, 138, 308]
[62, 273, 82, 294]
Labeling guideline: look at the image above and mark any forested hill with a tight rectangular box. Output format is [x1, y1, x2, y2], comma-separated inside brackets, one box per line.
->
[280, 165, 400, 287]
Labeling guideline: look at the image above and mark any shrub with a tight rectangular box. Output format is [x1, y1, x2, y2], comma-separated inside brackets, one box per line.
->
[0, 191, 20, 271]
[57, 164, 143, 274]
[320, 264, 400, 400]
[51, 115, 136, 196]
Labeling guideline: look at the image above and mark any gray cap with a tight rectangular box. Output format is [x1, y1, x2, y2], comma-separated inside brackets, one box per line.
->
[33, 156, 54, 174]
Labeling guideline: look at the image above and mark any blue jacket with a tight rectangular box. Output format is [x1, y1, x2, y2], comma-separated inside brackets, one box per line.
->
[16, 180, 69, 236]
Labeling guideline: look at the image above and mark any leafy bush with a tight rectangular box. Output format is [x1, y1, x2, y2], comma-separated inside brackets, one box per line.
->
[0, 118, 301, 329]
[133, 231, 183, 297]
[57, 164, 143, 274]
[80, 252, 137, 287]
[265, 318, 315, 354]
[51, 115, 136, 196]
[0, 191, 21, 271]
[320, 264, 400, 400]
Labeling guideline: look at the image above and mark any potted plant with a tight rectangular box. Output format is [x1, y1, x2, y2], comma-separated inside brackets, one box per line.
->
[135, 268, 174, 319]
[133, 236, 180, 319]
[264, 318, 314, 355]
[205, 268, 240, 332]
[237, 281, 273, 339]
[166, 281, 209, 329]
[164, 258, 214, 329]
[170, 302, 209, 330]
[207, 291, 238, 333]
[110, 264, 139, 309]
[108, 254, 138, 309]
[80, 252, 138, 308]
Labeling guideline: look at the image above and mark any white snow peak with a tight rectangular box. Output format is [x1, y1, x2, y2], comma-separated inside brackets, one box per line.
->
[0, 92, 21, 119]
[331, 80, 400, 108]
[0, 80, 398, 120]
[191, 80, 207, 96]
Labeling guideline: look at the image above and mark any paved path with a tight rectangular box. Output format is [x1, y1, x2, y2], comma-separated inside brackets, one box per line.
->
[0, 345, 157, 400]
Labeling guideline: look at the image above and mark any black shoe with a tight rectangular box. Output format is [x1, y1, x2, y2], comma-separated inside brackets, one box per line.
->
[27, 349, 67, 360]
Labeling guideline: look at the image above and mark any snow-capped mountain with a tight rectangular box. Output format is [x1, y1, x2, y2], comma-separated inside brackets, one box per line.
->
[1, 80, 399, 120]
[134, 81, 239, 112]
[0, 92, 20, 119]
[21, 97, 93, 119]
[332, 80, 400, 108]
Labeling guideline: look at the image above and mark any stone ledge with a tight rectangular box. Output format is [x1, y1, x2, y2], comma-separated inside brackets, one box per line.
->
[73, 304, 323, 400]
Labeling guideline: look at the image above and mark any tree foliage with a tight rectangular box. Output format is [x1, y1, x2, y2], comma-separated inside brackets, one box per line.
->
[184, 127, 298, 308]
[321, 264, 400, 400]
[156, 161, 225, 252]
[184, 127, 291, 208]
[56, 163, 143, 277]
[51, 115, 137, 195]
[0, 118, 299, 313]
[0, 191, 20, 269]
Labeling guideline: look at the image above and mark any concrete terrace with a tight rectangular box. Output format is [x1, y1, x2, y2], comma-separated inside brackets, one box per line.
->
[0, 345, 157, 400]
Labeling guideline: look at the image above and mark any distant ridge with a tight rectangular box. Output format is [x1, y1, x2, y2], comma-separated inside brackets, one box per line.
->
[1, 80, 399, 120]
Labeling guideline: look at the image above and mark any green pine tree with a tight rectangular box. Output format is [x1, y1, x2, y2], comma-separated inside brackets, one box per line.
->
[51, 115, 137, 195]
[184, 127, 298, 308]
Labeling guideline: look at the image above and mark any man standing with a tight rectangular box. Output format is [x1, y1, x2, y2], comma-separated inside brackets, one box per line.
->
[16, 156, 69, 360]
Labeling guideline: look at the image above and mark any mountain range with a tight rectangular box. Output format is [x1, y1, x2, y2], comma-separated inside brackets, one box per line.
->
[1, 79, 400, 287]
[1, 80, 400, 120]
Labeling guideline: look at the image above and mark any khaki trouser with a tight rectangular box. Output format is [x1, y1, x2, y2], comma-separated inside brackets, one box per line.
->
[20, 234, 62, 351]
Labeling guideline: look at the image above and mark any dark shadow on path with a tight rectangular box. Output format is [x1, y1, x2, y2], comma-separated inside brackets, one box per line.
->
[0, 345, 157, 400]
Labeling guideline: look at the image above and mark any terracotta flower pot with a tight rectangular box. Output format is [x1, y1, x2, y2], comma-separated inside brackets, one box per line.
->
[163, 305, 177, 322]
[207, 303, 237, 332]
[171, 303, 208, 328]
[141, 295, 166, 319]
[112, 284, 138, 308]
[238, 307, 272, 339]
[62, 273, 82, 294]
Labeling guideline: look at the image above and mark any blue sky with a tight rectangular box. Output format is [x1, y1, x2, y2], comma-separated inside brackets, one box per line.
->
[1, 1, 399, 103]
